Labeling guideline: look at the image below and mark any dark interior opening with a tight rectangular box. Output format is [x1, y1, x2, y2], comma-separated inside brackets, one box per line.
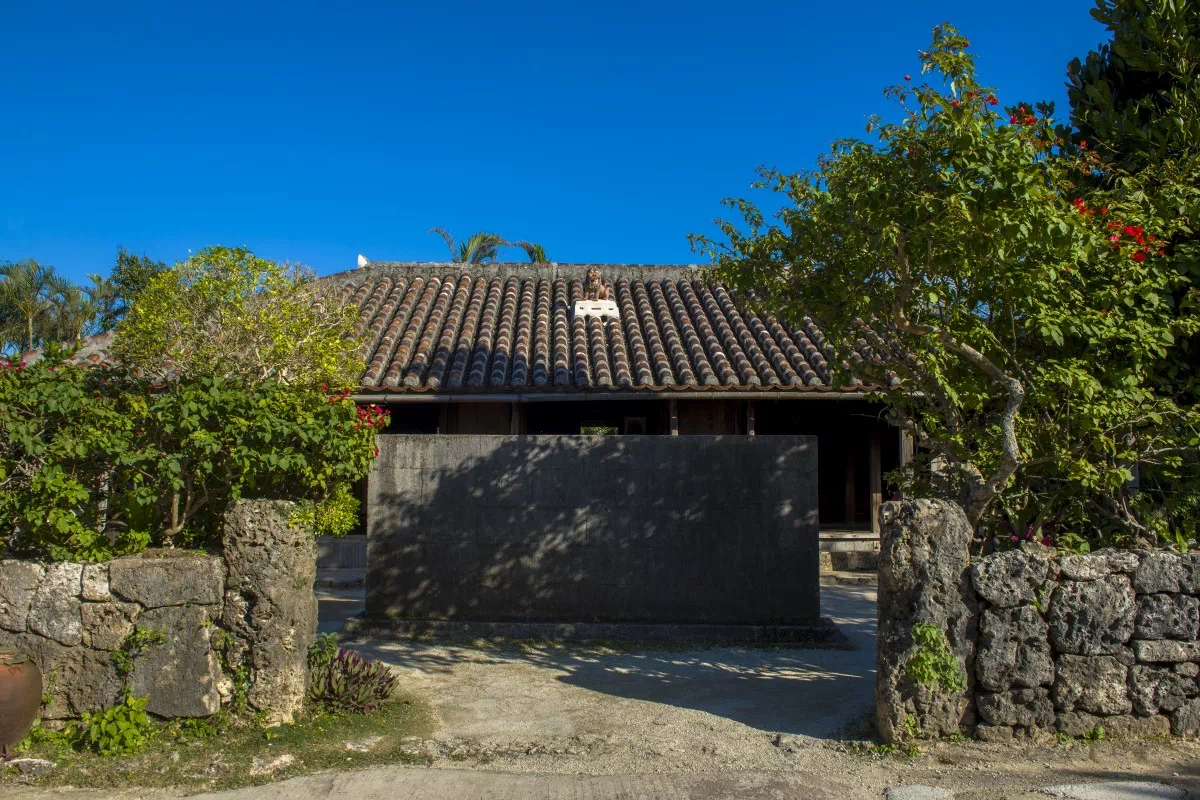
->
[526, 400, 669, 435]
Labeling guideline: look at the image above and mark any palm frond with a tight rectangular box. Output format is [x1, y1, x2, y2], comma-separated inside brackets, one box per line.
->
[427, 227, 461, 262]
[513, 241, 547, 263]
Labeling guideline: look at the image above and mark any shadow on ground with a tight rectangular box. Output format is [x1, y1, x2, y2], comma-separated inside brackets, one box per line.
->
[329, 583, 877, 739]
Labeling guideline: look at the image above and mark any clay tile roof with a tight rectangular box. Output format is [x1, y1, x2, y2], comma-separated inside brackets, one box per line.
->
[334, 263, 897, 395]
[22, 262, 901, 395]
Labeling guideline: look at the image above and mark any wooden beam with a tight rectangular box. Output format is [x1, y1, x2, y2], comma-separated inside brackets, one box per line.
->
[669, 399, 679, 436]
[870, 429, 882, 536]
[509, 403, 523, 435]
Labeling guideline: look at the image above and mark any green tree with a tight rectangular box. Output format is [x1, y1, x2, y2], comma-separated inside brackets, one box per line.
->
[693, 24, 1199, 544]
[109, 248, 167, 323]
[1067, 0, 1200, 404]
[112, 245, 363, 389]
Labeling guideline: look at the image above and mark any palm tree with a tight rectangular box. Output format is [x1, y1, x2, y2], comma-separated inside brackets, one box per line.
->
[83, 273, 121, 332]
[513, 241, 548, 263]
[428, 228, 508, 263]
[48, 277, 117, 343]
[0, 259, 62, 352]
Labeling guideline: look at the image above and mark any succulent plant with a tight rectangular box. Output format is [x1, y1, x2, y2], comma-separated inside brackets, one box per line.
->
[307, 648, 396, 714]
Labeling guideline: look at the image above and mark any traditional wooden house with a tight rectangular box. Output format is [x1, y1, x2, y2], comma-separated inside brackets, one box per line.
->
[333, 262, 904, 549]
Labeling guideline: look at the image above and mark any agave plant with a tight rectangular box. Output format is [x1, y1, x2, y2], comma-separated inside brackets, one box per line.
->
[307, 647, 397, 714]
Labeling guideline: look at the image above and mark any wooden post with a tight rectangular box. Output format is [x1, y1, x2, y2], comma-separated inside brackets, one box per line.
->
[438, 403, 451, 434]
[509, 403, 525, 435]
[870, 429, 882, 536]
[899, 429, 914, 466]
[669, 399, 679, 436]
[746, 400, 756, 436]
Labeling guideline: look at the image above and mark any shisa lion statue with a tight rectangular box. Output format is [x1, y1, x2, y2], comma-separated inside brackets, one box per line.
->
[584, 267, 612, 301]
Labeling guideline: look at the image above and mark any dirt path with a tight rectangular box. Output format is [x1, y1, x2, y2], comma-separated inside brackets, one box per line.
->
[338, 585, 1200, 797]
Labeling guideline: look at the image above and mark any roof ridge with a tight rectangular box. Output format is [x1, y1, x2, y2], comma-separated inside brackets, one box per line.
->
[318, 262, 713, 286]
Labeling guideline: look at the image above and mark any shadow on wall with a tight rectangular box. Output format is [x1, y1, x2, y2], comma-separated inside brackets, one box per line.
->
[349, 583, 879, 738]
[366, 434, 820, 625]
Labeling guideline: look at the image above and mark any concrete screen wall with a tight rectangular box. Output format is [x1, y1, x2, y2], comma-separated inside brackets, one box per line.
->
[366, 434, 819, 624]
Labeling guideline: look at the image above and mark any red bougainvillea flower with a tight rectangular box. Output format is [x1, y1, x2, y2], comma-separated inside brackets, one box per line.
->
[987, 95, 998, 105]
[950, 99, 960, 107]
[1079, 140, 1088, 149]
[1132, 251, 1147, 262]
[1101, 206, 1108, 215]
[1009, 115, 1018, 124]
[904, 74, 911, 81]
[1109, 234, 1121, 243]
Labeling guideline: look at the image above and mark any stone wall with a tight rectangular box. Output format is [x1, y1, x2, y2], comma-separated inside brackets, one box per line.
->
[877, 499, 1200, 742]
[367, 434, 820, 624]
[0, 500, 316, 724]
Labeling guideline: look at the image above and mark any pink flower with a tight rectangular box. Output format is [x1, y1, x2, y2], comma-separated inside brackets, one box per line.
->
[904, 74, 911, 81]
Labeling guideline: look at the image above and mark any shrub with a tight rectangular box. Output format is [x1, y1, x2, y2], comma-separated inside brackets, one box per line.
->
[291, 482, 361, 538]
[0, 357, 386, 559]
[307, 648, 396, 714]
[71, 694, 156, 756]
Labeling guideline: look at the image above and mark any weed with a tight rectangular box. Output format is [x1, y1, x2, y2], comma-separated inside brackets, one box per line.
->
[72, 694, 156, 756]
[906, 623, 967, 693]
[1083, 726, 1105, 743]
[111, 626, 166, 679]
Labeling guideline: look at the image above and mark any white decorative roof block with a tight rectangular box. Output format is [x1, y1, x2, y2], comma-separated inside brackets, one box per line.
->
[573, 299, 619, 319]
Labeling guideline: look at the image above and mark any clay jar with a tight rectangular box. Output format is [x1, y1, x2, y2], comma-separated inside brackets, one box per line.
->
[0, 650, 42, 756]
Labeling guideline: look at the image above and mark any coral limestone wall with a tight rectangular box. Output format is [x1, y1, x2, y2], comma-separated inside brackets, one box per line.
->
[877, 499, 1200, 743]
[0, 500, 316, 724]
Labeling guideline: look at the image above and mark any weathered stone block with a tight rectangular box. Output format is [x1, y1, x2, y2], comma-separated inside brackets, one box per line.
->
[0, 632, 124, 719]
[128, 605, 221, 718]
[1180, 553, 1200, 593]
[1133, 551, 1186, 593]
[1052, 655, 1131, 714]
[81, 564, 112, 602]
[975, 724, 1013, 743]
[0, 560, 44, 632]
[109, 555, 224, 608]
[1134, 593, 1199, 641]
[1176, 662, 1199, 678]
[1133, 639, 1200, 663]
[27, 563, 83, 646]
[1169, 699, 1200, 736]
[1057, 711, 1170, 738]
[1129, 664, 1197, 715]
[876, 500, 976, 742]
[1047, 576, 1135, 655]
[976, 688, 1056, 727]
[976, 605, 1053, 691]
[223, 499, 317, 725]
[1058, 551, 1139, 581]
[80, 602, 140, 651]
[971, 550, 1053, 609]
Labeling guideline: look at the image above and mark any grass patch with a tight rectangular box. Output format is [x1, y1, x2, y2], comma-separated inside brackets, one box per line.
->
[1, 695, 433, 793]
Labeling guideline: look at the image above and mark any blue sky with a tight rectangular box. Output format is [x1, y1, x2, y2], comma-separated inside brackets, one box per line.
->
[2, 1, 1106, 283]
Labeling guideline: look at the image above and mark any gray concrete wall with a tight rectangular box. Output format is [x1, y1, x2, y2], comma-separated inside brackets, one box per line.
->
[366, 434, 820, 624]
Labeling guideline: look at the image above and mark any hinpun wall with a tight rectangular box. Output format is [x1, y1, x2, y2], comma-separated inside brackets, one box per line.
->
[877, 499, 1200, 743]
[0, 500, 316, 724]
[367, 434, 820, 624]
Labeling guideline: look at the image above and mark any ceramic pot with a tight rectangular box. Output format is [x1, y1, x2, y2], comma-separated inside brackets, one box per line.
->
[0, 650, 42, 756]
